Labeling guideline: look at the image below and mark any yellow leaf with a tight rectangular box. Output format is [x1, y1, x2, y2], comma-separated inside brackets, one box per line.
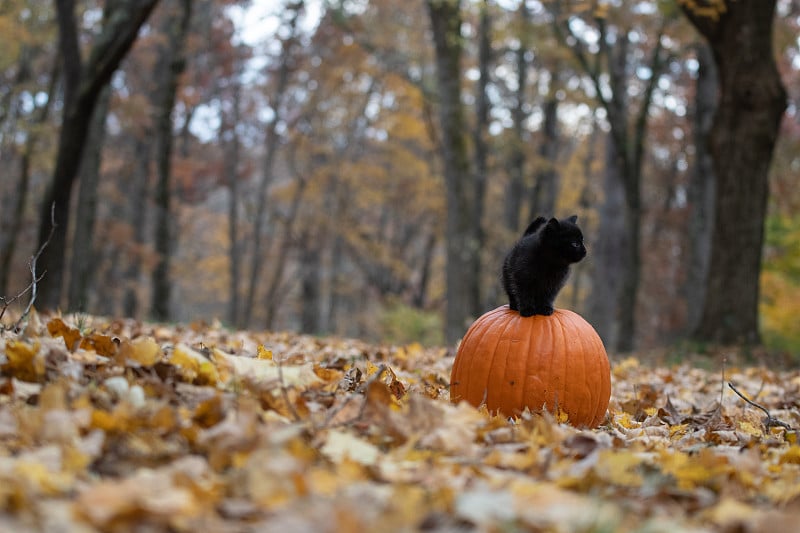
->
[737, 421, 762, 437]
[90, 409, 121, 432]
[704, 498, 756, 528]
[257, 345, 273, 360]
[668, 422, 688, 435]
[614, 412, 638, 430]
[555, 408, 570, 424]
[168, 344, 220, 384]
[118, 337, 161, 366]
[779, 446, 800, 464]
[2, 340, 44, 382]
[14, 459, 74, 496]
[594, 450, 644, 487]
[612, 357, 639, 378]
[659, 449, 730, 489]
[365, 360, 380, 377]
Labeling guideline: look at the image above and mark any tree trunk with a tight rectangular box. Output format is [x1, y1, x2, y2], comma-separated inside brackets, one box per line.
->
[150, 0, 193, 321]
[122, 138, 152, 318]
[0, 59, 59, 296]
[684, 42, 717, 334]
[413, 230, 438, 309]
[299, 236, 321, 334]
[243, 1, 302, 328]
[681, 0, 787, 345]
[67, 83, 112, 312]
[264, 176, 308, 330]
[426, 0, 478, 344]
[530, 96, 559, 217]
[504, 3, 530, 233]
[554, 11, 666, 352]
[470, 0, 491, 314]
[224, 79, 243, 327]
[36, 0, 159, 310]
[586, 133, 626, 348]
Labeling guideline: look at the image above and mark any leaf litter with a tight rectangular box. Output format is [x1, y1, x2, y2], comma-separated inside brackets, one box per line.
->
[1, 312, 799, 532]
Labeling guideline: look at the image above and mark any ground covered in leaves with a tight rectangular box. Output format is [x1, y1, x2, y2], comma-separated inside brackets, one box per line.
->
[1, 312, 799, 532]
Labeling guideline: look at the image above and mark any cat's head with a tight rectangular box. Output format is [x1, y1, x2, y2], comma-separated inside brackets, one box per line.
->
[544, 215, 586, 263]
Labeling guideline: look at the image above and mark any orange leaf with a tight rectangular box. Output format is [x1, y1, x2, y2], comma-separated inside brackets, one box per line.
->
[47, 317, 81, 351]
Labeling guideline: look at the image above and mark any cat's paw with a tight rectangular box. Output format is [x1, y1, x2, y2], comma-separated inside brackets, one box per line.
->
[518, 307, 535, 317]
[534, 306, 555, 316]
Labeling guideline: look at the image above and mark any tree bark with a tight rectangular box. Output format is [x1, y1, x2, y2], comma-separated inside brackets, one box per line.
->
[122, 138, 152, 318]
[223, 78, 243, 327]
[530, 96, 559, 217]
[299, 234, 321, 334]
[503, 1, 530, 234]
[36, 0, 159, 310]
[681, 0, 787, 345]
[67, 83, 112, 312]
[426, 0, 479, 343]
[586, 133, 626, 347]
[684, 41, 717, 334]
[470, 0, 491, 314]
[150, 0, 193, 321]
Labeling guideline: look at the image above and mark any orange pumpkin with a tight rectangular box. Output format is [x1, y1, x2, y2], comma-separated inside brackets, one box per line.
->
[450, 305, 610, 427]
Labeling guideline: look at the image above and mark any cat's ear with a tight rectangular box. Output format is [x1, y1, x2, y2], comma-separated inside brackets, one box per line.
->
[567, 215, 578, 224]
[545, 217, 560, 231]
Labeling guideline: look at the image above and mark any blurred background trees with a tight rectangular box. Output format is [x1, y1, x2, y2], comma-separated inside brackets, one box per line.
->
[1, 0, 798, 354]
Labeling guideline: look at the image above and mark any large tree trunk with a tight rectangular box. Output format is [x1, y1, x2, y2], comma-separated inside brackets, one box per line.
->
[681, 0, 787, 345]
[36, 0, 159, 310]
[684, 42, 717, 334]
[426, 0, 479, 344]
[150, 0, 193, 321]
[67, 83, 112, 312]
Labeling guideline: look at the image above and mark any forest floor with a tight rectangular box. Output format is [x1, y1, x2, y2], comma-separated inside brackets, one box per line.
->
[1, 311, 799, 532]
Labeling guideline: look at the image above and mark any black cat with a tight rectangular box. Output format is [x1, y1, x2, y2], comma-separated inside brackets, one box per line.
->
[502, 215, 586, 317]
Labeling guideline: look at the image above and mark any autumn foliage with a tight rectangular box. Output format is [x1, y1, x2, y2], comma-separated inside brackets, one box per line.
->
[2, 313, 800, 531]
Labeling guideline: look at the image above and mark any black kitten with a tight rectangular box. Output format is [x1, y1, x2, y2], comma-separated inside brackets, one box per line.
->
[502, 215, 586, 317]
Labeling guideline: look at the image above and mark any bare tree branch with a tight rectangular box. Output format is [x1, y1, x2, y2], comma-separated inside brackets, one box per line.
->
[3, 204, 57, 332]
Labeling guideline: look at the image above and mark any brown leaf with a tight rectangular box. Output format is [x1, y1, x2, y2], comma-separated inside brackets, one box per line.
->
[46, 318, 81, 351]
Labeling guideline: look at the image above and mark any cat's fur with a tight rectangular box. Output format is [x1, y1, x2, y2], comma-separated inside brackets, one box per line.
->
[502, 215, 586, 317]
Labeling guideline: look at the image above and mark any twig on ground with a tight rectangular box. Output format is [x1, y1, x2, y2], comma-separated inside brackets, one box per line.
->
[14, 203, 56, 332]
[728, 381, 793, 431]
[1, 204, 55, 332]
[0, 278, 37, 324]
